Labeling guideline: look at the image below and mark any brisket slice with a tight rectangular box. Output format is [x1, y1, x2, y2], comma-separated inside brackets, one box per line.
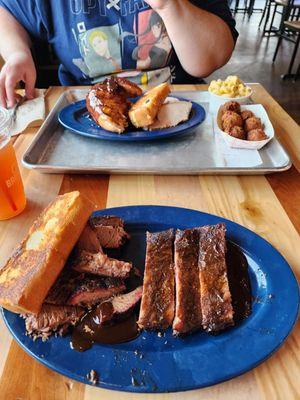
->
[68, 277, 126, 306]
[89, 286, 143, 326]
[173, 229, 202, 335]
[137, 229, 175, 330]
[45, 269, 84, 306]
[198, 224, 234, 332]
[75, 286, 143, 341]
[90, 215, 129, 248]
[23, 304, 84, 340]
[76, 223, 102, 253]
[111, 285, 143, 314]
[72, 250, 132, 278]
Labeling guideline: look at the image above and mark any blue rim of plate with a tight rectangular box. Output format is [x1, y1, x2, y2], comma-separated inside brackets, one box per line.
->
[1, 205, 299, 393]
[58, 97, 206, 141]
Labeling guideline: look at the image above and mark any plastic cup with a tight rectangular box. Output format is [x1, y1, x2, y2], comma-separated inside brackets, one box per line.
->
[0, 108, 26, 220]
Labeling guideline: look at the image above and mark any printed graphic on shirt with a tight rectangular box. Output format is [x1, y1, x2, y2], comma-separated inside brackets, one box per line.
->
[73, 24, 122, 78]
[69, 0, 149, 17]
[132, 10, 172, 70]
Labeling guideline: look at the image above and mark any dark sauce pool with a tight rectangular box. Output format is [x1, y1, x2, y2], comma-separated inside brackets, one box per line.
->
[71, 241, 252, 351]
[71, 311, 139, 351]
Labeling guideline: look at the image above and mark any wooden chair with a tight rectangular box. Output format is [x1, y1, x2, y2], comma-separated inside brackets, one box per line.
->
[273, 19, 300, 79]
[260, 0, 300, 35]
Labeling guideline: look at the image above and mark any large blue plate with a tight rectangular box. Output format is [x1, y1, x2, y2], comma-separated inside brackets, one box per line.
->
[1, 206, 299, 393]
[58, 97, 206, 141]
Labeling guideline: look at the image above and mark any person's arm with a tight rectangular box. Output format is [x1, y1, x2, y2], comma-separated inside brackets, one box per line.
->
[145, 0, 235, 77]
[0, 7, 36, 107]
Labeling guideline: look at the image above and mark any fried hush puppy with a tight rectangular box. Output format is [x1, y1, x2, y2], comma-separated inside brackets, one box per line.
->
[247, 128, 268, 141]
[240, 110, 254, 121]
[219, 102, 269, 142]
[222, 101, 241, 114]
[228, 126, 246, 140]
[244, 117, 262, 132]
[222, 111, 243, 132]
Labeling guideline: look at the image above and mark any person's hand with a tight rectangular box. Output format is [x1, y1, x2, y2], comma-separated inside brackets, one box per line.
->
[0, 50, 36, 108]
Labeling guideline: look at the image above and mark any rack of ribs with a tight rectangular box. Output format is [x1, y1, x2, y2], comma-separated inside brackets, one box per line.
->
[173, 228, 202, 334]
[137, 229, 175, 330]
[198, 224, 234, 332]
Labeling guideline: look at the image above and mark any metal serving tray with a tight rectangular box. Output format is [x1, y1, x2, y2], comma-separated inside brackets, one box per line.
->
[22, 89, 291, 175]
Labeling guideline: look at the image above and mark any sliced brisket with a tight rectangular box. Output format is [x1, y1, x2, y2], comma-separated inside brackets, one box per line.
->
[111, 285, 143, 315]
[198, 224, 234, 332]
[45, 269, 84, 306]
[90, 215, 129, 248]
[72, 250, 132, 278]
[173, 229, 202, 334]
[23, 304, 84, 340]
[81, 286, 143, 328]
[67, 277, 125, 306]
[138, 229, 175, 330]
[76, 223, 102, 253]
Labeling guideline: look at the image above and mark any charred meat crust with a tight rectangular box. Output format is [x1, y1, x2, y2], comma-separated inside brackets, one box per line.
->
[173, 229, 202, 335]
[72, 250, 132, 278]
[89, 215, 129, 248]
[198, 224, 234, 332]
[90, 286, 143, 326]
[45, 269, 84, 306]
[67, 277, 126, 306]
[75, 223, 102, 254]
[86, 77, 142, 133]
[138, 229, 175, 330]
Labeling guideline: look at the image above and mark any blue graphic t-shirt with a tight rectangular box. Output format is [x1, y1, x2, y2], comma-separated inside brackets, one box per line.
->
[0, 0, 238, 85]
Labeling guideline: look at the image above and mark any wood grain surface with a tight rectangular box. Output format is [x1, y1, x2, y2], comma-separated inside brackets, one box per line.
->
[0, 85, 299, 400]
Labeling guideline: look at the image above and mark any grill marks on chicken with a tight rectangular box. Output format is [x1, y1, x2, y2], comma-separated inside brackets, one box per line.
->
[86, 77, 142, 134]
[138, 229, 175, 330]
[198, 224, 234, 332]
[23, 305, 85, 340]
[173, 229, 202, 334]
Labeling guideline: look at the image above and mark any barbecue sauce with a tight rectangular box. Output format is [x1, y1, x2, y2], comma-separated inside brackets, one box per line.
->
[70, 241, 251, 352]
[226, 241, 252, 323]
[71, 301, 140, 352]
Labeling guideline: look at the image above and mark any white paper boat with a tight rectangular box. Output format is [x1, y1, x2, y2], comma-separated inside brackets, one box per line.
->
[215, 104, 274, 150]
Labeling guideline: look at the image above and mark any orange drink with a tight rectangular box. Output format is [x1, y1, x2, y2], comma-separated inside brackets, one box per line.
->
[0, 109, 26, 220]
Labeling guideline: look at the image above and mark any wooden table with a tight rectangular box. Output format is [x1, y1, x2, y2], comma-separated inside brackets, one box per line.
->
[0, 84, 299, 400]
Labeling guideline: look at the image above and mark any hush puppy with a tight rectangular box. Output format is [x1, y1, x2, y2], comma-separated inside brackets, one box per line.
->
[222, 101, 241, 114]
[247, 129, 268, 141]
[240, 110, 254, 121]
[244, 117, 262, 132]
[222, 112, 243, 132]
[228, 126, 246, 140]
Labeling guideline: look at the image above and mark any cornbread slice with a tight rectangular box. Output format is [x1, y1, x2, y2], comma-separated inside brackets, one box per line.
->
[0, 191, 94, 314]
[129, 83, 171, 128]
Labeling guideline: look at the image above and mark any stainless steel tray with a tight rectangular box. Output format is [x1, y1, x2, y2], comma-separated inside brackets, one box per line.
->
[22, 89, 291, 175]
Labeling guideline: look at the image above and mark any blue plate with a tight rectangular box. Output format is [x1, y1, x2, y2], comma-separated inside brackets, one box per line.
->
[58, 97, 206, 141]
[1, 206, 299, 393]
